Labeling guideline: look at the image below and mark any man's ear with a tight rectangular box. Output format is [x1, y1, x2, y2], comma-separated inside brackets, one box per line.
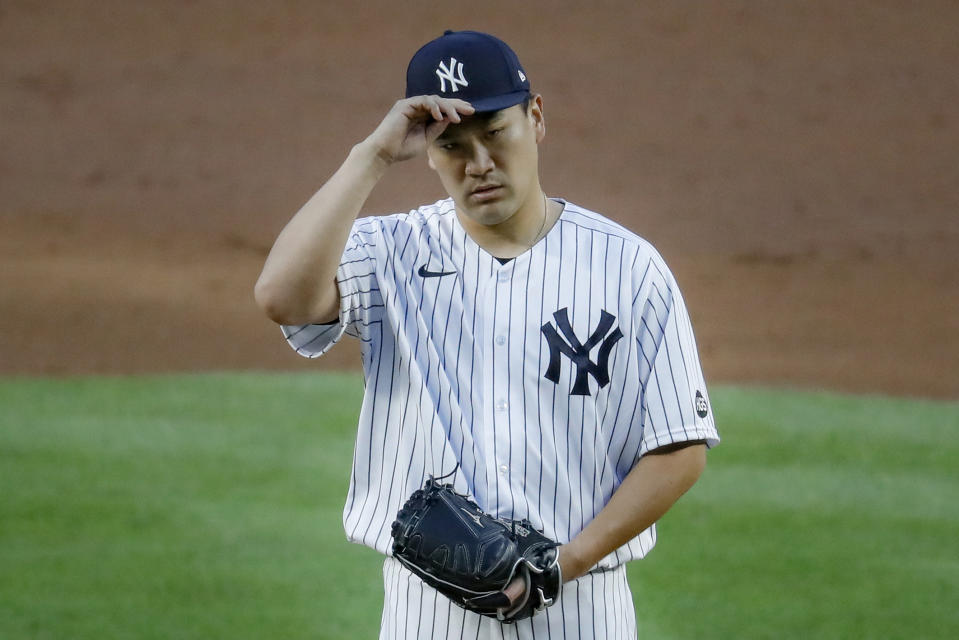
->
[529, 94, 546, 143]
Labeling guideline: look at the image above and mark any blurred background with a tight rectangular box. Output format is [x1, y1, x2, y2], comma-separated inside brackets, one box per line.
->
[2, 0, 957, 395]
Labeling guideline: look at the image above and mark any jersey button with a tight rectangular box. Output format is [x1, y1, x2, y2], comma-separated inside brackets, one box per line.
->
[495, 335, 506, 346]
[497, 271, 510, 282]
[498, 464, 508, 475]
[495, 399, 508, 411]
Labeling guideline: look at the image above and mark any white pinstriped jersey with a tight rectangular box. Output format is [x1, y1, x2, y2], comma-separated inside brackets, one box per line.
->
[380, 556, 637, 640]
[283, 197, 719, 571]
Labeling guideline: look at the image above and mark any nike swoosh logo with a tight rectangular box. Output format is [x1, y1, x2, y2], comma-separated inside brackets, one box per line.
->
[417, 265, 456, 278]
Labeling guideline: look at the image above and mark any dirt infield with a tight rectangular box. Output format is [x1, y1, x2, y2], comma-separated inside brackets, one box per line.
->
[2, 2, 957, 398]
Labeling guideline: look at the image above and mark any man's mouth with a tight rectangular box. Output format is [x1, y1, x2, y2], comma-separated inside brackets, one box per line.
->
[468, 184, 505, 203]
[469, 185, 504, 203]
[470, 184, 502, 195]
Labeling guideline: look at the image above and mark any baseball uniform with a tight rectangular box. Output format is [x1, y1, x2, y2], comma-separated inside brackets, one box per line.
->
[281, 196, 719, 639]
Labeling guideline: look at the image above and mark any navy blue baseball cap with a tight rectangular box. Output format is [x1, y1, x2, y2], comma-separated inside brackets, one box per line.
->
[405, 30, 531, 113]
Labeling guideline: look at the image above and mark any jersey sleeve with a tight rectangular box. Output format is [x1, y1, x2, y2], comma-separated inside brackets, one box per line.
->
[281, 217, 384, 358]
[633, 251, 719, 457]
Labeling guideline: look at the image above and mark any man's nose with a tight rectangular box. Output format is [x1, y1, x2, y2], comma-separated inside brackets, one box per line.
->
[465, 143, 494, 176]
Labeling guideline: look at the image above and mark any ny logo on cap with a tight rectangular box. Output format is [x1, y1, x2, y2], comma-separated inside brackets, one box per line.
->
[436, 58, 468, 92]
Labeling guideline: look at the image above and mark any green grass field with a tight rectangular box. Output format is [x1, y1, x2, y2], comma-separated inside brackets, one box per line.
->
[1, 373, 956, 639]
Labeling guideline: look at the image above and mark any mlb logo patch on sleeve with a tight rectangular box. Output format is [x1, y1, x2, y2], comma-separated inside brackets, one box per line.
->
[695, 390, 709, 418]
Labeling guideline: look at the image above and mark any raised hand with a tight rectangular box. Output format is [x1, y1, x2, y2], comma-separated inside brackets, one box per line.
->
[363, 95, 475, 165]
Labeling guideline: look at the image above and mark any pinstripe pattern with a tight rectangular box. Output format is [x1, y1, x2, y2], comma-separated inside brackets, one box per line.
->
[281, 197, 718, 635]
[381, 557, 636, 640]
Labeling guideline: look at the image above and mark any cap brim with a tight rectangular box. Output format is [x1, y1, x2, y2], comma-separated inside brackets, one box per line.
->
[467, 90, 530, 113]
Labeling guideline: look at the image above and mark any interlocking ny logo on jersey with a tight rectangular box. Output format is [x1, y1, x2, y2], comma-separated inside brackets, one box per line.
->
[436, 57, 468, 92]
[541, 308, 623, 396]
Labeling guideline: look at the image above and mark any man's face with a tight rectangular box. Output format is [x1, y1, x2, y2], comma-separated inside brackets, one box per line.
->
[427, 97, 545, 227]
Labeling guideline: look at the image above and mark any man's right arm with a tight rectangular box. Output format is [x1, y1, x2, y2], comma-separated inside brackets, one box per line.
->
[254, 142, 390, 325]
[254, 96, 474, 326]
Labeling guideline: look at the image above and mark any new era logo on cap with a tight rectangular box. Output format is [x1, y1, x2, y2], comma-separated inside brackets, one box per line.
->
[406, 30, 531, 113]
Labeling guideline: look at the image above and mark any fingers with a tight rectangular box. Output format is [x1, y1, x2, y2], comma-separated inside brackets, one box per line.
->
[405, 95, 474, 124]
[502, 573, 528, 605]
[496, 572, 531, 621]
[404, 95, 473, 148]
[364, 95, 475, 165]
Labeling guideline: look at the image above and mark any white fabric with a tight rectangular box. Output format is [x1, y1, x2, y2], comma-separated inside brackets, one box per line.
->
[379, 556, 637, 640]
[283, 197, 719, 570]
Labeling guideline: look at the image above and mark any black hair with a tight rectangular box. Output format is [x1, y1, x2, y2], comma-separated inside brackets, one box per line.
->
[521, 92, 533, 113]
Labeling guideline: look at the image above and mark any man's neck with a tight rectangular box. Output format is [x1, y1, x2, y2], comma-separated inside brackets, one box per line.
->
[456, 191, 557, 259]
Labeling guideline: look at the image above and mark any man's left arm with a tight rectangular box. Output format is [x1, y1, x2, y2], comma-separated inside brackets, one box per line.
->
[552, 255, 718, 580]
[558, 440, 707, 581]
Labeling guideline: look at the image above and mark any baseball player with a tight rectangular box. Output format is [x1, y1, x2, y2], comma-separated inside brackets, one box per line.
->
[255, 30, 719, 639]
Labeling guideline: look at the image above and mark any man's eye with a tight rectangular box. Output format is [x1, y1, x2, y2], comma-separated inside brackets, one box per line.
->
[439, 142, 457, 151]
[488, 128, 503, 137]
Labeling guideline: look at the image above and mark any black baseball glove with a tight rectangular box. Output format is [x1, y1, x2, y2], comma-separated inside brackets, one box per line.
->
[390, 474, 562, 623]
